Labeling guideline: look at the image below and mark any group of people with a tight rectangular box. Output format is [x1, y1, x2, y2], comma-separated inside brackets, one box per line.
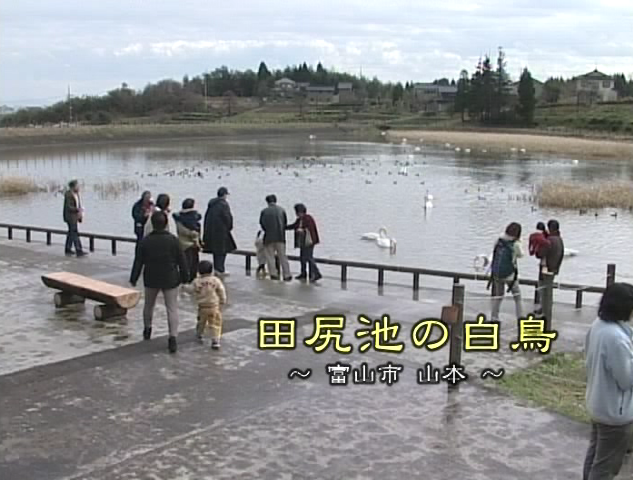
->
[487, 219, 565, 323]
[125, 186, 321, 354]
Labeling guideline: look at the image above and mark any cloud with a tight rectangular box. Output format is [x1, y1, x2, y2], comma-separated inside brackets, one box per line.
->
[114, 43, 144, 57]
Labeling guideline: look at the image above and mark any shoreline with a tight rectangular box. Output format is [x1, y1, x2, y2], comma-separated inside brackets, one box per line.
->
[388, 129, 633, 159]
[0, 122, 349, 151]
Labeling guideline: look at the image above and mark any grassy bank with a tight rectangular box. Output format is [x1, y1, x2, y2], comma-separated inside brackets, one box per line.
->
[0, 177, 138, 198]
[498, 352, 588, 423]
[389, 129, 633, 159]
[537, 181, 633, 209]
[0, 122, 339, 149]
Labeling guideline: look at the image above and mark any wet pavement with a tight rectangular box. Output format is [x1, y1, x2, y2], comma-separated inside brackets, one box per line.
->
[1, 236, 631, 479]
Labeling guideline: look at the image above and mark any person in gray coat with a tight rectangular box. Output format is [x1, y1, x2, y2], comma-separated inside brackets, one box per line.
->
[583, 282, 633, 479]
[259, 194, 291, 281]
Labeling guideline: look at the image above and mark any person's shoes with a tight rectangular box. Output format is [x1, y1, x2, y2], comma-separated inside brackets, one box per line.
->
[310, 272, 323, 282]
[64, 250, 74, 256]
[270, 275, 280, 280]
[295, 274, 307, 280]
[216, 271, 230, 277]
[76, 251, 88, 258]
[283, 276, 293, 282]
[168, 336, 177, 354]
[143, 327, 152, 340]
[211, 339, 221, 350]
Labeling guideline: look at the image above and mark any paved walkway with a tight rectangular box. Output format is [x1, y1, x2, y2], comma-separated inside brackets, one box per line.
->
[0, 237, 630, 479]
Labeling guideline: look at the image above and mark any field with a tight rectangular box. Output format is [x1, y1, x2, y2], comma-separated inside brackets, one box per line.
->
[535, 102, 633, 135]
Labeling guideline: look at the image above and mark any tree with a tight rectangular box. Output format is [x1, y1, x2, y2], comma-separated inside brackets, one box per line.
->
[433, 78, 450, 86]
[517, 68, 536, 125]
[543, 77, 563, 103]
[392, 82, 404, 106]
[494, 46, 512, 120]
[455, 69, 470, 122]
[257, 61, 271, 80]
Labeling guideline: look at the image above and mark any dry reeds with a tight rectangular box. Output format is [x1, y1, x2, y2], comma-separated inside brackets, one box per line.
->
[0, 177, 40, 196]
[93, 179, 140, 198]
[537, 181, 633, 209]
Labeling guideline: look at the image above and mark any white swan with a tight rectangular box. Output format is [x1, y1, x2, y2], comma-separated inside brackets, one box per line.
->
[376, 228, 397, 252]
[361, 226, 387, 241]
[474, 254, 492, 272]
[564, 248, 579, 257]
[464, 148, 471, 153]
[414, 146, 421, 152]
[455, 147, 461, 152]
[424, 190, 434, 209]
[309, 134, 316, 140]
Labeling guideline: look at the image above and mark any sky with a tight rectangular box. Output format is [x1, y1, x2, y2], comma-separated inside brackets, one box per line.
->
[2, 0, 632, 106]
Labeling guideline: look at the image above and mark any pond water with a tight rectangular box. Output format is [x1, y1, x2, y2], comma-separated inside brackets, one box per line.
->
[1, 134, 632, 300]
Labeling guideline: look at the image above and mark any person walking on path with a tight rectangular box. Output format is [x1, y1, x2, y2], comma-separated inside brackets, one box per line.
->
[260, 194, 291, 281]
[287, 203, 322, 282]
[202, 187, 236, 276]
[130, 211, 189, 354]
[488, 222, 524, 322]
[144, 193, 174, 237]
[173, 198, 202, 284]
[63, 179, 87, 257]
[193, 260, 227, 350]
[131, 191, 152, 246]
[583, 282, 633, 480]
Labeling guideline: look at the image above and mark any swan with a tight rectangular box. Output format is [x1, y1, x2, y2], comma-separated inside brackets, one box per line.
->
[414, 146, 421, 152]
[564, 248, 579, 257]
[519, 148, 526, 153]
[424, 190, 434, 209]
[464, 148, 471, 153]
[376, 228, 397, 252]
[572, 159, 579, 165]
[309, 134, 316, 140]
[455, 147, 461, 152]
[474, 254, 492, 272]
[361, 226, 387, 241]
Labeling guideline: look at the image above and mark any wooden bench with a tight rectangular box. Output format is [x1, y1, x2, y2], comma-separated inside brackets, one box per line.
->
[42, 272, 140, 320]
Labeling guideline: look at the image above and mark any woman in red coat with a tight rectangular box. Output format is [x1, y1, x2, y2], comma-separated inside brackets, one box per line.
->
[287, 203, 322, 282]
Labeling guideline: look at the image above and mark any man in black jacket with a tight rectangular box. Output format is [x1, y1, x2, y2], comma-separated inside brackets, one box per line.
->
[130, 211, 189, 353]
[62, 179, 86, 257]
[202, 187, 237, 275]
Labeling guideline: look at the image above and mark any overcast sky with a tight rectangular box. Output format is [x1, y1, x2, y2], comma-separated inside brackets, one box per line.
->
[2, 0, 632, 106]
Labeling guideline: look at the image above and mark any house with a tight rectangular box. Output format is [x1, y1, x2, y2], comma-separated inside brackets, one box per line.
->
[337, 82, 355, 103]
[274, 78, 297, 91]
[573, 69, 617, 104]
[296, 82, 310, 91]
[306, 86, 335, 104]
[413, 83, 458, 113]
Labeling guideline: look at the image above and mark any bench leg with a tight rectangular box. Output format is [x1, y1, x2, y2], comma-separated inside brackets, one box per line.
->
[54, 292, 86, 308]
[94, 304, 127, 321]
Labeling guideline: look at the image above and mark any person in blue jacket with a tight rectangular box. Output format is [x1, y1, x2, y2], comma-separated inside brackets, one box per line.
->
[584, 282, 633, 479]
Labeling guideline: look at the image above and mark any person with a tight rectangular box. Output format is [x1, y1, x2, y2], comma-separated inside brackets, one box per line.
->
[543, 219, 564, 278]
[193, 260, 227, 350]
[254, 230, 280, 277]
[528, 222, 549, 259]
[144, 193, 173, 237]
[583, 282, 633, 480]
[202, 187, 236, 276]
[489, 222, 524, 322]
[173, 198, 202, 284]
[130, 211, 189, 354]
[287, 203, 322, 282]
[259, 194, 291, 281]
[62, 179, 86, 257]
[131, 191, 152, 245]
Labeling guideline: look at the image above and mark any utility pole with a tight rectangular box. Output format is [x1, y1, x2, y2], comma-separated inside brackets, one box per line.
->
[204, 73, 208, 112]
[67, 85, 73, 125]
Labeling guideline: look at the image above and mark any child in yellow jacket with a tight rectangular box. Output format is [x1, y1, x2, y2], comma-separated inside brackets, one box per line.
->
[193, 260, 227, 349]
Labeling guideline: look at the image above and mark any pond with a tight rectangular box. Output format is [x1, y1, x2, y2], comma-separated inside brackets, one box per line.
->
[1, 134, 632, 301]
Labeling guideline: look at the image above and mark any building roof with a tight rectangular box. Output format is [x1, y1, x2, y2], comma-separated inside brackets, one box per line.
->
[413, 83, 457, 94]
[306, 86, 335, 92]
[275, 77, 296, 85]
[338, 82, 353, 90]
[575, 69, 613, 80]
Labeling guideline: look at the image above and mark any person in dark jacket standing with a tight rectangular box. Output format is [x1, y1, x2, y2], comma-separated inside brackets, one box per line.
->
[130, 212, 189, 354]
[131, 191, 152, 245]
[63, 179, 86, 257]
[202, 187, 236, 276]
[543, 219, 564, 277]
[287, 203, 322, 282]
[260, 194, 291, 281]
[173, 198, 202, 283]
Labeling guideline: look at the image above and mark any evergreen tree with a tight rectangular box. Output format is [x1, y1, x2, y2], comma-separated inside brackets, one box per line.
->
[455, 69, 470, 122]
[257, 61, 271, 80]
[392, 82, 404, 106]
[517, 68, 536, 125]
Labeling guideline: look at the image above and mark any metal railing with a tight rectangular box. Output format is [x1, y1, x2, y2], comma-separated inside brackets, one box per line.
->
[0, 222, 610, 308]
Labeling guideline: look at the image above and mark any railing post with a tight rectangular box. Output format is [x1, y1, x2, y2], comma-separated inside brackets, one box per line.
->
[111, 239, 117, 256]
[448, 284, 465, 390]
[89, 236, 95, 252]
[46, 232, 52, 245]
[453, 276, 460, 285]
[541, 272, 554, 331]
[341, 265, 347, 283]
[534, 267, 542, 305]
[26, 229, 31, 243]
[606, 264, 616, 288]
[245, 255, 251, 274]
[8, 227, 12, 240]
[413, 272, 420, 291]
[575, 289, 583, 309]
[378, 269, 384, 287]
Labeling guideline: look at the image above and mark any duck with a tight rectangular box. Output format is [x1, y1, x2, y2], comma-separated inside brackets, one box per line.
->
[611, 212, 618, 218]
[424, 190, 434, 209]
[376, 227, 397, 253]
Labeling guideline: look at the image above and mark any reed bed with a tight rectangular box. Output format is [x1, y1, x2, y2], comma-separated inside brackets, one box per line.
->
[93, 179, 140, 198]
[0, 177, 40, 196]
[537, 181, 633, 209]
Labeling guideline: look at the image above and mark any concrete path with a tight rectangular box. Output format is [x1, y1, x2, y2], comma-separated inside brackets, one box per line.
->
[0, 237, 630, 479]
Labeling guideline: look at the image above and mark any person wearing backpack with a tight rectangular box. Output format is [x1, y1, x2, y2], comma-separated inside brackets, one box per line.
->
[489, 222, 524, 322]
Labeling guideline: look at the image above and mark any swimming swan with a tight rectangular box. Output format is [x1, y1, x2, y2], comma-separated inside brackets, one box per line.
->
[375, 227, 397, 253]
[564, 248, 579, 257]
[424, 190, 434, 209]
[361, 226, 387, 241]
